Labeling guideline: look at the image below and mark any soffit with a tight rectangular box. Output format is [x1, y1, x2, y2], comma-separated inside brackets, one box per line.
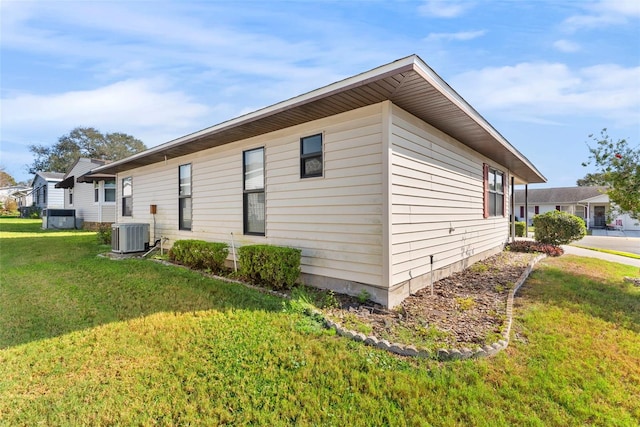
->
[93, 56, 545, 184]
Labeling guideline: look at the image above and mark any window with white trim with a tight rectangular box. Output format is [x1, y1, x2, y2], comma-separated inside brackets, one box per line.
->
[483, 164, 504, 217]
[243, 147, 265, 235]
[122, 177, 132, 216]
[179, 164, 192, 230]
[104, 180, 116, 202]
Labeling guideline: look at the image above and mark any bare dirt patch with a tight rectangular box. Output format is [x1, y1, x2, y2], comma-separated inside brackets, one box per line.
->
[324, 251, 539, 351]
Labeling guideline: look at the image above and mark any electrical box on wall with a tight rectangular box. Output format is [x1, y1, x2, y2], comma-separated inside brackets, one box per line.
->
[150, 204, 157, 214]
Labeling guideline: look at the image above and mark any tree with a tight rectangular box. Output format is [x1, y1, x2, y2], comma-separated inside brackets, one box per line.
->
[576, 172, 606, 186]
[582, 129, 640, 220]
[28, 127, 147, 174]
[0, 168, 17, 187]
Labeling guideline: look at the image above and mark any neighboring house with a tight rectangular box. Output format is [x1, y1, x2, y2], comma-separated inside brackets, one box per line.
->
[30, 172, 65, 211]
[90, 55, 546, 307]
[8, 187, 33, 214]
[0, 185, 31, 210]
[514, 186, 640, 231]
[55, 158, 116, 230]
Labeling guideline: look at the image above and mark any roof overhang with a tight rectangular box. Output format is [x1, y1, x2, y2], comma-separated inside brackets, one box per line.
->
[92, 55, 546, 184]
[55, 176, 75, 189]
[76, 172, 115, 183]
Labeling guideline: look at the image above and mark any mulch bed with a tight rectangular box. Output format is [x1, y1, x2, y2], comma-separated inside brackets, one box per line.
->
[324, 251, 539, 350]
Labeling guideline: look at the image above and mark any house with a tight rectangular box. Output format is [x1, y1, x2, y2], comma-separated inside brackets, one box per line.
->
[0, 185, 30, 211]
[90, 55, 546, 307]
[514, 186, 640, 231]
[55, 158, 116, 230]
[6, 186, 33, 215]
[30, 172, 65, 212]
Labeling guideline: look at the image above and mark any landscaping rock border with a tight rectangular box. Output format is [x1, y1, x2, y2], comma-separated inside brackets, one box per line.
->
[320, 253, 546, 360]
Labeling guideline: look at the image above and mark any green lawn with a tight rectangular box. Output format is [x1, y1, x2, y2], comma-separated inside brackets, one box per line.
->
[1, 218, 639, 425]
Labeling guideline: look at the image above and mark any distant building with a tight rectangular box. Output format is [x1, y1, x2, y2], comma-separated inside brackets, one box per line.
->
[514, 186, 639, 231]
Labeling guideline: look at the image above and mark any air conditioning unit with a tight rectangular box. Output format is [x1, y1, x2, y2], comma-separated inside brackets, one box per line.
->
[42, 209, 76, 229]
[112, 223, 150, 253]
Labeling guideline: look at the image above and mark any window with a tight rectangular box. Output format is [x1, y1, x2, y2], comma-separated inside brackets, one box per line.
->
[43, 186, 47, 205]
[300, 133, 323, 178]
[69, 189, 73, 206]
[179, 164, 192, 230]
[104, 180, 116, 202]
[122, 177, 132, 216]
[94, 182, 100, 203]
[483, 164, 504, 217]
[243, 147, 265, 235]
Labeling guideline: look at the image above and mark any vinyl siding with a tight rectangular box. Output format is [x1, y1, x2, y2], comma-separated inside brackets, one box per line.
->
[32, 175, 64, 209]
[390, 104, 509, 286]
[116, 104, 385, 286]
[63, 159, 116, 223]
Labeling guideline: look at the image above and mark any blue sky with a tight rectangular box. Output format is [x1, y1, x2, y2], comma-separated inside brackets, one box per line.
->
[1, 0, 639, 186]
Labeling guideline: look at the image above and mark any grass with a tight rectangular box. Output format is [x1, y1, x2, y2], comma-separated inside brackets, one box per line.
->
[1, 218, 639, 425]
[570, 244, 640, 260]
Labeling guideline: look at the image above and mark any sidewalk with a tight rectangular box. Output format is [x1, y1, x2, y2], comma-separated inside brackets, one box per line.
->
[561, 245, 640, 268]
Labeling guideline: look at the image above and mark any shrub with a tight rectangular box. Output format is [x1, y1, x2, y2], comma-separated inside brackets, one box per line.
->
[168, 240, 229, 272]
[97, 223, 112, 245]
[514, 221, 527, 237]
[238, 244, 301, 290]
[533, 211, 586, 245]
[507, 240, 564, 257]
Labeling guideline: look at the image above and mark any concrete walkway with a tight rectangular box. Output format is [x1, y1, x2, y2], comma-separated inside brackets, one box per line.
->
[562, 245, 640, 268]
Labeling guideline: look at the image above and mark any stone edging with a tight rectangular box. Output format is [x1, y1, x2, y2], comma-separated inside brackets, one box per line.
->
[319, 254, 547, 361]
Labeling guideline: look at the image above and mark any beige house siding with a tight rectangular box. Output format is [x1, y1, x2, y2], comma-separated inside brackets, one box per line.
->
[116, 104, 385, 287]
[388, 105, 510, 304]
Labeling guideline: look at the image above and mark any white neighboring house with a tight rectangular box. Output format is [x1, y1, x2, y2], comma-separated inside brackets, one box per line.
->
[55, 158, 116, 230]
[90, 55, 546, 307]
[514, 186, 640, 231]
[30, 172, 65, 211]
[0, 185, 31, 211]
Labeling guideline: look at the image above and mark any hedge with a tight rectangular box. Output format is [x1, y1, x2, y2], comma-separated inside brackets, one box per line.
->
[168, 240, 229, 272]
[238, 244, 301, 290]
[533, 211, 586, 246]
[514, 221, 527, 237]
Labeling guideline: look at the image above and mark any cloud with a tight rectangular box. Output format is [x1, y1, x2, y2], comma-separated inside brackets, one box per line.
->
[1, 79, 212, 147]
[418, 0, 474, 18]
[553, 39, 581, 53]
[450, 62, 640, 127]
[563, 0, 640, 31]
[424, 30, 486, 43]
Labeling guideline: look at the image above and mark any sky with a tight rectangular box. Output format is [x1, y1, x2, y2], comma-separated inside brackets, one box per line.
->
[1, 0, 639, 187]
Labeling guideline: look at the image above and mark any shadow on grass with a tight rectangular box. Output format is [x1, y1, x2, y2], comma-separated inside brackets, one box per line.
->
[520, 257, 640, 332]
[0, 231, 284, 349]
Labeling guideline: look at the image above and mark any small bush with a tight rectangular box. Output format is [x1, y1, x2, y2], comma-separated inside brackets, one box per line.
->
[97, 224, 112, 245]
[533, 211, 586, 245]
[514, 221, 527, 237]
[455, 297, 476, 311]
[168, 240, 229, 273]
[507, 241, 564, 257]
[238, 244, 301, 290]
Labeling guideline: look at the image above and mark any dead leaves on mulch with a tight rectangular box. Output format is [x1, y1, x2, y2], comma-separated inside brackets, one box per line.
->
[327, 252, 538, 350]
